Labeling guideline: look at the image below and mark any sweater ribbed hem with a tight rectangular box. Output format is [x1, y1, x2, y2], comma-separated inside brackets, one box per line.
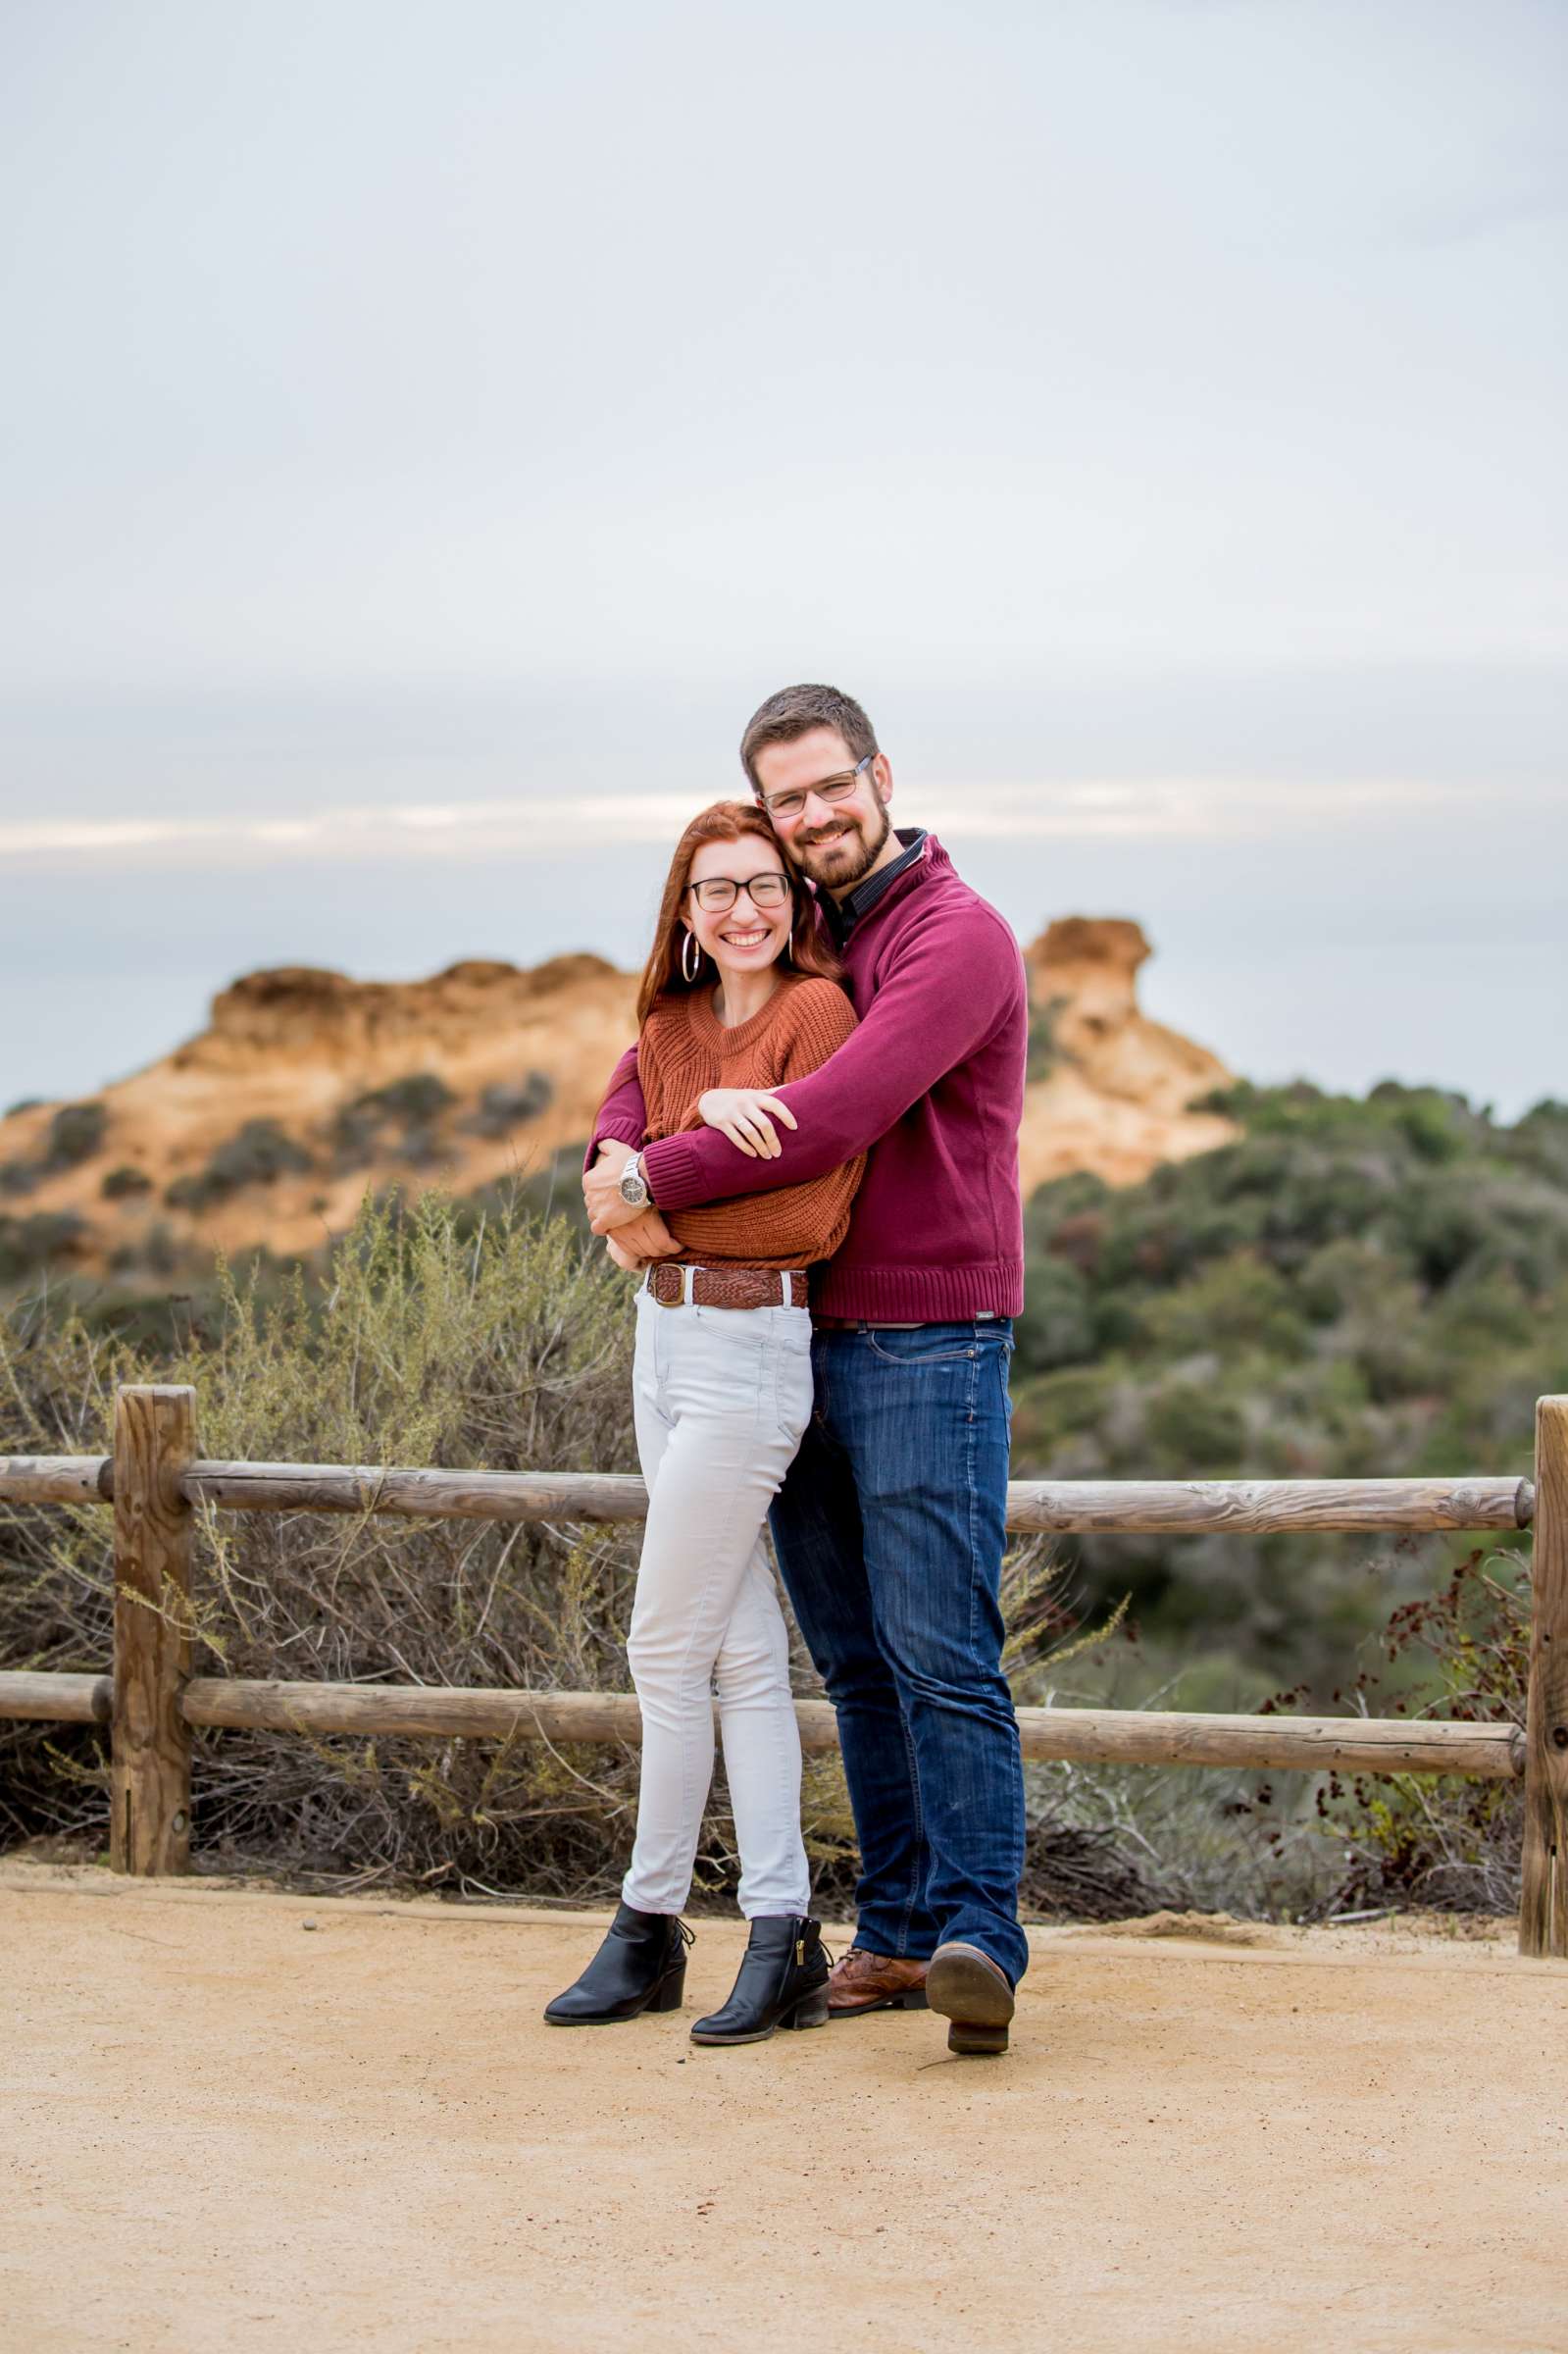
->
[812, 1256, 1023, 1322]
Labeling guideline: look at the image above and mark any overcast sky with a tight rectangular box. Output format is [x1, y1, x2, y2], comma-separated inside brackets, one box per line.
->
[1, 1, 1563, 1115]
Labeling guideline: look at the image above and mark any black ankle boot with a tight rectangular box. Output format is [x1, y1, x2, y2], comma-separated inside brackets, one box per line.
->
[543, 1902, 691, 2025]
[689, 1916, 830, 2046]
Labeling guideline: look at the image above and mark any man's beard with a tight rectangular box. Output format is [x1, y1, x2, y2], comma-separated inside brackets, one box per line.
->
[790, 797, 893, 893]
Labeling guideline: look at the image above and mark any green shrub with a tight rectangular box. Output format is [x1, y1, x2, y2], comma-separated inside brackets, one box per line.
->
[167, 1119, 314, 1210]
[1013, 1253, 1095, 1371]
[1255, 1547, 1529, 1915]
[1010, 1080, 1566, 1699]
[329, 1073, 457, 1170]
[0, 1189, 643, 1893]
[1142, 1382, 1247, 1470]
[467, 1072, 555, 1138]
[45, 1101, 107, 1168]
[327, 1102, 382, 1170]
[0, 1100, 109, 1199]
[1504, 1099, 1568, 1188]
[1026, 996, 1064, 1084]
[0, 1210, 87, 1283]
[1140, 1255, 1308, 1358]
[356, 1072, 454, 1126]
[101, 1164, 153, 1200]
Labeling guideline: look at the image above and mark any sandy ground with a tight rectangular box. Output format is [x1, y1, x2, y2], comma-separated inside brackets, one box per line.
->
[2, 1864, 1566, 2354]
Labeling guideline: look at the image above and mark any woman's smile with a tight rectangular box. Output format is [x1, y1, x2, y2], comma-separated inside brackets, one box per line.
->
[682, 835, 797, 1008]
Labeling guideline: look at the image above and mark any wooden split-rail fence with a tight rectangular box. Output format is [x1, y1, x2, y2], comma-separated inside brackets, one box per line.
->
[2, 1385, 1565, 1957]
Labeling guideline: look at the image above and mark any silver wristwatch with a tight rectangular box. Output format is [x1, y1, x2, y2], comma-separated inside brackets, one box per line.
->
[618, 1151, 651, 1211]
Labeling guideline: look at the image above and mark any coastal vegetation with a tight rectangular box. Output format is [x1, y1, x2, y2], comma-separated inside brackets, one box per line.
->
[1012, 1080, 1565, 1687]
[3, 1077, 1560, 1918]
[0, 1190, 1151, 1917]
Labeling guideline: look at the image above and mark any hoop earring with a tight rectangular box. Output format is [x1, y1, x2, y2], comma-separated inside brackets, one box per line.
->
[681, 929, 701, 984]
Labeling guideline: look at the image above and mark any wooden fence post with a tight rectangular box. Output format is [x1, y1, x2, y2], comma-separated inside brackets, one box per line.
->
[1520, 1395, 1568, 1956]
[111, 1384, 196, 1875]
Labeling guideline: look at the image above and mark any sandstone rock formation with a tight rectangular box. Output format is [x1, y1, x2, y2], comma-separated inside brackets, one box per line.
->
[0, 920, 1236, 1278]
[1019, 919, 1237, 1193]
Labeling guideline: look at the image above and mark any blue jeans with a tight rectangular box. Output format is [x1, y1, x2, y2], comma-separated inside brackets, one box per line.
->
[769, 1318, 1028, 1988]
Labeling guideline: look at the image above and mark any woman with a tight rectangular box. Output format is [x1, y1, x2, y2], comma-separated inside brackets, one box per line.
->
[544, 800, 863, 2045]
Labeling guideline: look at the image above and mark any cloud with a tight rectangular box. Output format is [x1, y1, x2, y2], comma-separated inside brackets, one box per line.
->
[0, 777, 1467, 868]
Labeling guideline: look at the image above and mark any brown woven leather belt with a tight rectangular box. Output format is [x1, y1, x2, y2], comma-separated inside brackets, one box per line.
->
[644, 1263, 805, 1310]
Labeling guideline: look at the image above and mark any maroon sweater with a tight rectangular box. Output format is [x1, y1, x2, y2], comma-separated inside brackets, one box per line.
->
[592, 835, 1027, 1322]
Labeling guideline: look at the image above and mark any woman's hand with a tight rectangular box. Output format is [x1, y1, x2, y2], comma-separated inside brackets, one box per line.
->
[616, 1207, 681, 1259]
[697, 1088, 798, 1159]
[604, 1209, 679, 1274]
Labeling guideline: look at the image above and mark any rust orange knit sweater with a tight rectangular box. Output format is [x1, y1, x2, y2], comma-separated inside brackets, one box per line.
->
[638, 976, 864, 1269]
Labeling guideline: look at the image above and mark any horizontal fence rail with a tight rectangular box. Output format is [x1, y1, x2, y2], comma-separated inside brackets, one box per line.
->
[1, 1384, 1563, 1958]
[0, 1669, 1525, 1781]
[0, 1457, 1538, 1534]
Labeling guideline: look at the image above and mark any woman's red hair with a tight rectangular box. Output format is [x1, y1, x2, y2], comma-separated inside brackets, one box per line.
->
[635, 800, 843, 1027]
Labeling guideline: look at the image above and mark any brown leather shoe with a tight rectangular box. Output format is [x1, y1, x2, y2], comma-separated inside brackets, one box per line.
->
[826, 1946, 930, 2019]
[926, 1941, 1015, 2056]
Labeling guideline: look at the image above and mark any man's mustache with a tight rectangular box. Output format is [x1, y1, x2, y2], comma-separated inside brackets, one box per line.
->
[798, 821, 856, 848]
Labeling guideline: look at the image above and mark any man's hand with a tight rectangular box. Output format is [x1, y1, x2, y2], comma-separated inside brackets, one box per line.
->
[697, 1088, 798, 1159]
[605, 1232, 644, 1273]
[583, 1142, 644, 1234]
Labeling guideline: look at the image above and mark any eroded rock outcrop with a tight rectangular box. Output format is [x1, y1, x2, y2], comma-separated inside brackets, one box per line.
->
[1017, 919, 1237, 1193]
[0, 920, 1236, 1276]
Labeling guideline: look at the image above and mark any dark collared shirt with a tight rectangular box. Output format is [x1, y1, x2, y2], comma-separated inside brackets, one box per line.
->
[822, 827, 929, 946]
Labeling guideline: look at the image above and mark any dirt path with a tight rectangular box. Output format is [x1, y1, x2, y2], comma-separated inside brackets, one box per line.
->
[3, 1863, 1565, 2353]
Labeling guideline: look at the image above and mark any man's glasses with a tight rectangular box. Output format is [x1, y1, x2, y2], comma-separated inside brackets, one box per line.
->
[686, 871, 792, 913]
[759, 752, 876, 821]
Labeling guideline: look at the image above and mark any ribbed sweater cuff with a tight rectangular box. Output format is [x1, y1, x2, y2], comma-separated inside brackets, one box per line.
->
[640, 1131, 708, 1209]
[583, 1116, 645, 1177]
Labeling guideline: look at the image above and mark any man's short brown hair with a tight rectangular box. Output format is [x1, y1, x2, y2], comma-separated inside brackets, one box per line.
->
[739, 683, 879, 793]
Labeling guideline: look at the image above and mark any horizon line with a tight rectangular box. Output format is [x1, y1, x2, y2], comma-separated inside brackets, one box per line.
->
[0, 776, 1464, 867]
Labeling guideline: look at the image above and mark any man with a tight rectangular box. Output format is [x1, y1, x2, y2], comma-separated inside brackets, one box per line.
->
[584, 683, 1028, 2056]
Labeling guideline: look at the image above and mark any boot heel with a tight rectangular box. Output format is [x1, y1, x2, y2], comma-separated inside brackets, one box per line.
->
[649, 1967, 686, 2013]
[781, 1988, 830, 2030]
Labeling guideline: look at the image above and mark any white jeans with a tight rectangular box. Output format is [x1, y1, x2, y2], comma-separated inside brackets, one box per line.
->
[622, 1282, 815, 1919]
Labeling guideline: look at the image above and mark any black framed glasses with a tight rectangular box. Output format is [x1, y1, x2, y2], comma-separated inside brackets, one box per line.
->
[685, 870, 792, 913]
[759, 752, 875, 821]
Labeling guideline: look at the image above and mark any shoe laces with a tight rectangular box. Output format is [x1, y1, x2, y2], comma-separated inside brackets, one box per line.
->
[833, 1945, 884, 1981]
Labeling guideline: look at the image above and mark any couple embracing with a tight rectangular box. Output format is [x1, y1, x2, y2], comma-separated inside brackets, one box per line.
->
[545, 683, 1028, 2059]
